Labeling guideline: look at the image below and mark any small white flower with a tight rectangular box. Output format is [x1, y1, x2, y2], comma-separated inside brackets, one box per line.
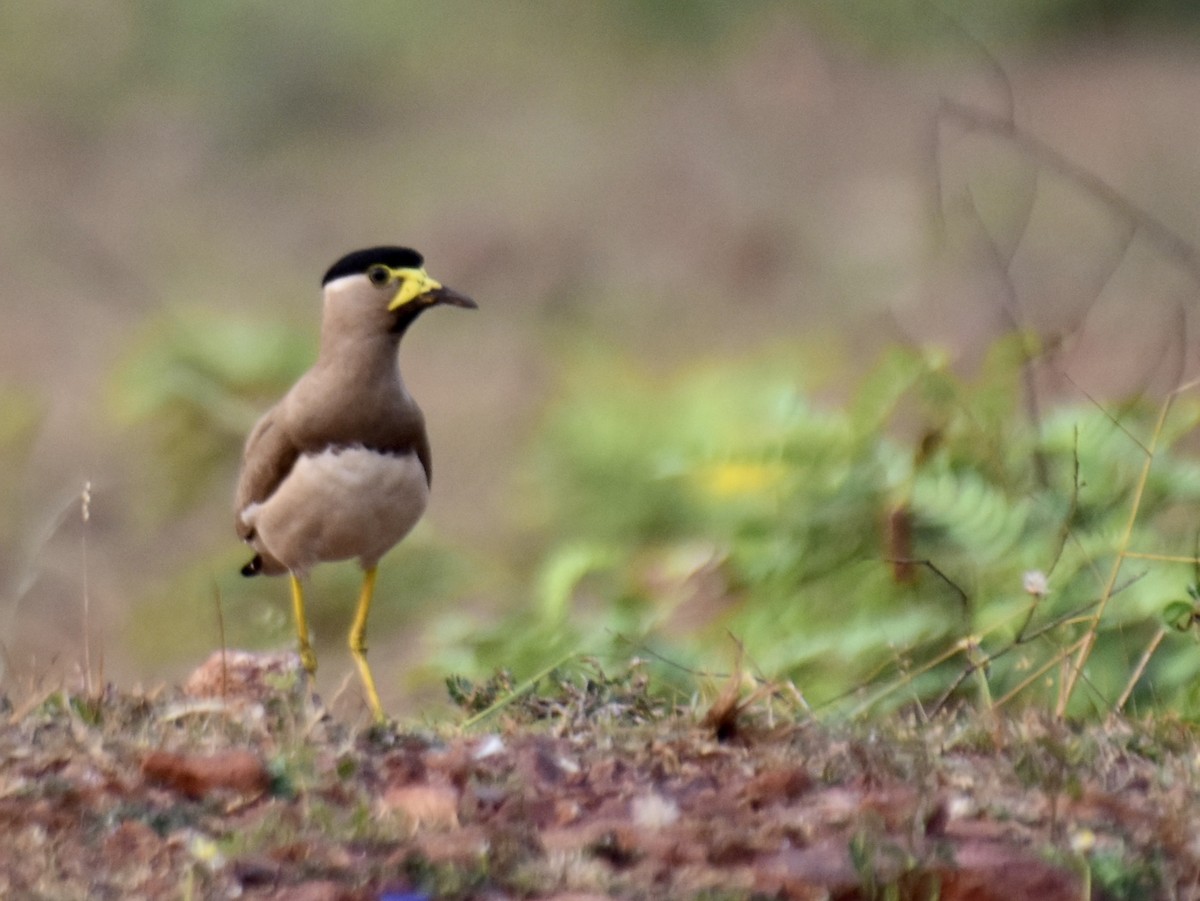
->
[1069, 827, 1096, 854]
[187, 832, 225, 870]
[631, 793, 679, 829]
[473, 734, 506, 760]
[1023, 570, 1048, 598]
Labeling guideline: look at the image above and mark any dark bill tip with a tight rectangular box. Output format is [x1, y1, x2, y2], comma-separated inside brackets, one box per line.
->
[428, 285, 478, 309]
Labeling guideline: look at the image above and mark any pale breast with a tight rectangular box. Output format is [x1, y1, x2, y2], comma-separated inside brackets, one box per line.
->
[240, 446, 429, 575]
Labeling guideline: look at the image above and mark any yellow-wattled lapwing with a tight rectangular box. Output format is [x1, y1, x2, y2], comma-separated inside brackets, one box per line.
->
[234, 246, 476, 720]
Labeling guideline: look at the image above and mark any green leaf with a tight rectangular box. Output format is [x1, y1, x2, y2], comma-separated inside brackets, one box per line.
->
[1162, 600, 1197, 632]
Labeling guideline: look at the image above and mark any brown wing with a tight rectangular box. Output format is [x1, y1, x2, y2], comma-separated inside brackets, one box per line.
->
[234, 405, 301, 540]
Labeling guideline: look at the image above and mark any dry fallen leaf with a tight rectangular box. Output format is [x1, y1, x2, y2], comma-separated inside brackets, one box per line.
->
[381, 782, 460, 833]
[141, 749, 270, 800]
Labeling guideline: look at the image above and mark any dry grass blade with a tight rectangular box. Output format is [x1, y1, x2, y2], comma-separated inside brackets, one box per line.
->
[1057, 378, 1200, 716]
[459, 652, 578, 730]
[1113, 625, 1168, 717]
[699, 640, 777, 740]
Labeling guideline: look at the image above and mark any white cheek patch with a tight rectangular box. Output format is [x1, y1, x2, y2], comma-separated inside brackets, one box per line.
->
[323, 274, 366, 294]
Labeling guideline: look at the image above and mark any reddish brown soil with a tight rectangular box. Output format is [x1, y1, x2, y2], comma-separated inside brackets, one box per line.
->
[0, 655, 1195, 899]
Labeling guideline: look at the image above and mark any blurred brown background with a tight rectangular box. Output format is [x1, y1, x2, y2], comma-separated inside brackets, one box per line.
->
[3, 2, 1200, 714]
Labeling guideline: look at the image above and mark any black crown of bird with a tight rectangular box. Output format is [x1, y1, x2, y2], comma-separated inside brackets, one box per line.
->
[233, 246, 477, 721]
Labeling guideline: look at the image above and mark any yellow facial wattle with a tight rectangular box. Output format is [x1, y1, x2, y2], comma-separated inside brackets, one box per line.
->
[387, 267, 443, 309]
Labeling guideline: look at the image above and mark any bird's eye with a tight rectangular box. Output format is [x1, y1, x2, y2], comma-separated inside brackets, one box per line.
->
[366, 265, 391, 287]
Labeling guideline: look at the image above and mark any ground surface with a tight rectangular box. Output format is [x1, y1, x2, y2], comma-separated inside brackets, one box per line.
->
[1, 654, 1197, 900]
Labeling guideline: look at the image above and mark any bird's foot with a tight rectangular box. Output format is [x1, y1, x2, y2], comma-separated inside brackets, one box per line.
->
[298, 643, 318, 676]
[351, 648, 387, 723]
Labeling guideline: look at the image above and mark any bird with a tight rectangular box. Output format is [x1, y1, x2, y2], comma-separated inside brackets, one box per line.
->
[234, 246, 476, 721]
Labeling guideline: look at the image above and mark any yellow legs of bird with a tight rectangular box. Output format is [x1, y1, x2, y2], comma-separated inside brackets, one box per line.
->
[349, 567, 385, 722]
[290, 574, 318, 675]
[289, 569, 386, 722]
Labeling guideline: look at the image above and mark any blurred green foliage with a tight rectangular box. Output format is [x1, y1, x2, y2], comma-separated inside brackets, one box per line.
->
[468, 336, 1200, 718]
[109, 308, 314, 512]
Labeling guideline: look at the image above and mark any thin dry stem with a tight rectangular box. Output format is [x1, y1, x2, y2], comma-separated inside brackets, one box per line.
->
[1057, 379, 1200, 715]
[1113, 626, 1167, 716]
[997, 635, 1089, 710]
[939, 99, 1200, 287]
[80, 480, 99, 699]
[1122, 552, 1200, 564]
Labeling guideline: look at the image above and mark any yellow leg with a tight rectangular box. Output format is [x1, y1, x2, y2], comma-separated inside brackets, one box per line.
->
[290, 574, 318, 675]
[349, 567, 386, 722]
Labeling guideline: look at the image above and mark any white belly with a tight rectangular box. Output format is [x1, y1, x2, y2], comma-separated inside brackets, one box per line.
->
[241, 446, 429, 575]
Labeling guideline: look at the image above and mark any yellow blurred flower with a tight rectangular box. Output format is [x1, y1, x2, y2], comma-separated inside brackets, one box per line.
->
[694, 460, 786, 499]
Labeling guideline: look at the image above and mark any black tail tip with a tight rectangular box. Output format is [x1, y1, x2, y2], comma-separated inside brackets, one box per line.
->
[241, 555, 263, 577]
